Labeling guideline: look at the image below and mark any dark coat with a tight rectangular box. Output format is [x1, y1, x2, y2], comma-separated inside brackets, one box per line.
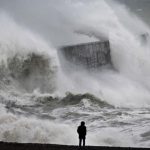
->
[77, 125, 86, 139]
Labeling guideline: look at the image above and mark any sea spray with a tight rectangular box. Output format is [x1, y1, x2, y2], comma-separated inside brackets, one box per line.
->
[0, 13, 58, 93]
[56, 0, 150, 107]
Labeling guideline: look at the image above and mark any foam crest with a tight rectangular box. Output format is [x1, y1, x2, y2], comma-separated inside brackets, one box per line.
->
[0, 13, 59, 93]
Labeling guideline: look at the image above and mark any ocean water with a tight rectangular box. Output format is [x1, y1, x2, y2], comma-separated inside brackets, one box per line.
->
[0, 0, 150, 148]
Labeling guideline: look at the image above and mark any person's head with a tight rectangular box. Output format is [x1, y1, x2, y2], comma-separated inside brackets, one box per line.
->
[81, 121, 85, 126]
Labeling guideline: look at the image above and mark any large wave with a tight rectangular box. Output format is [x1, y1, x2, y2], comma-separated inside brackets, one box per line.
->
[0, 13, 58, 93]
[56, 0, 150, 107]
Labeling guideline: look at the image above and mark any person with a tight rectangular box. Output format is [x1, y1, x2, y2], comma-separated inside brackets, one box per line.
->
[77, 121, 87, 148]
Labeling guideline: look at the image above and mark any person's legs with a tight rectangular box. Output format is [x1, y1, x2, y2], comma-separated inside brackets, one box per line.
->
[83, 138, 85, 147]
[79, 138, 82, 148]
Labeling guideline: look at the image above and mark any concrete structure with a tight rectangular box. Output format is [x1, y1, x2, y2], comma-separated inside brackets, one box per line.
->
[61, 41, 111, 69]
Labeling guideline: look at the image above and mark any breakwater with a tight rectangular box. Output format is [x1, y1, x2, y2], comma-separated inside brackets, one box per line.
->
[61, 41, 111, 69]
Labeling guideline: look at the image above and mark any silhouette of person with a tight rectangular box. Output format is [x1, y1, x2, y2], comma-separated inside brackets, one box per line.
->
[77, 121, 87, 148]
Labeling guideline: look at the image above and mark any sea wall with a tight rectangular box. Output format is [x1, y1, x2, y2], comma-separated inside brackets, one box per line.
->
[61, 41, 111, 69]
[0, 142, 148, 150]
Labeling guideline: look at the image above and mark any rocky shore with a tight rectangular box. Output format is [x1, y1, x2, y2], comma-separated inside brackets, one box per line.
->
[0, 142, 149, 150]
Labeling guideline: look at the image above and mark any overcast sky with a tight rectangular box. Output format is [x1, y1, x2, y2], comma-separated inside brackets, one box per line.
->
[0, 0, 149, 47]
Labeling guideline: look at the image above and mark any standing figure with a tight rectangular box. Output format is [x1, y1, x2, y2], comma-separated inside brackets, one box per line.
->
[77, 121, 87, 148]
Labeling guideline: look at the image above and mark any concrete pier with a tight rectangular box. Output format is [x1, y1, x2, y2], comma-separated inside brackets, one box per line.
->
[61, 41, 111, 69]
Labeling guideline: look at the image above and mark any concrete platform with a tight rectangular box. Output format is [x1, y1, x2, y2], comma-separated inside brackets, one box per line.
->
[60, 41, 111, 69]
[0, 142, 148, 150]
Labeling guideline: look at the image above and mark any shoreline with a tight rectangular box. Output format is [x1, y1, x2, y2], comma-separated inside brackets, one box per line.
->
[0, 141, 149, 150]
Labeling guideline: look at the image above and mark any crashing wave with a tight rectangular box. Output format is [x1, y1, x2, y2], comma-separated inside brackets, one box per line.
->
[0, 52, 57, 93]
[35, 92, 114, 108]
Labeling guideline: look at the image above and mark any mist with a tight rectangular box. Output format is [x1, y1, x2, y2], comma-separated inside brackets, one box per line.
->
[0, 0, 149, 46]
[0, 0, 98, 46]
